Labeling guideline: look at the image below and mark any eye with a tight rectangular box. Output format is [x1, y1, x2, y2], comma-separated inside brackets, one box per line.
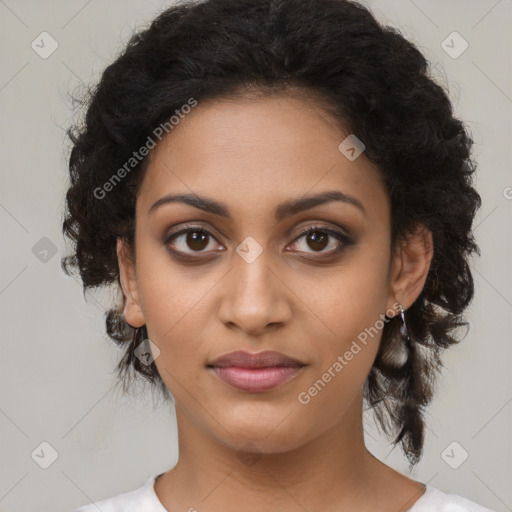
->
[287, 225, 351, 255]
[164, 223, 352, 260]
[164, 225, 221, 256]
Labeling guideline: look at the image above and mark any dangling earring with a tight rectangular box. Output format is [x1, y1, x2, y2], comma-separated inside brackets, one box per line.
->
[398, 304, 411, 346]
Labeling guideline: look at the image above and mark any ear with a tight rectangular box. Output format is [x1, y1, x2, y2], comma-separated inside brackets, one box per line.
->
[386, 223, 434, 313]
[116, 238, 146, 328]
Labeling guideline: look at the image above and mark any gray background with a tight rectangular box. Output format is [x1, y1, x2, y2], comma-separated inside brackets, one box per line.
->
[0, 0, 511, 511]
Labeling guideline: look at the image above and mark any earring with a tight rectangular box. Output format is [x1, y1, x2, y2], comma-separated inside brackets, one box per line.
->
[398, 304, 411, 346]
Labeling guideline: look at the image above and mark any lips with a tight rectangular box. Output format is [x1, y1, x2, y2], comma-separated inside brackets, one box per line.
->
[207, 350, 306, 392]
[207, 350, 305, 369]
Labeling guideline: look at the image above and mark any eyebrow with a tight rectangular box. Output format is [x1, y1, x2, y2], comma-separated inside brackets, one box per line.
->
[148, 190, 367, 220]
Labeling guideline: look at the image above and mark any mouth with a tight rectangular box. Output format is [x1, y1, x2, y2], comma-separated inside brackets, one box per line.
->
[206, 350, 306, 393]
[208, 366, 305, 392]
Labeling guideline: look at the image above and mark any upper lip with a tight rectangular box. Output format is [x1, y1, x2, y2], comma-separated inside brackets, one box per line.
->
[208, 350, 306, 368]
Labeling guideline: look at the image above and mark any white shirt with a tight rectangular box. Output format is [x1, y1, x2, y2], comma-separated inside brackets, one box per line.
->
[71, 474, 498, 512]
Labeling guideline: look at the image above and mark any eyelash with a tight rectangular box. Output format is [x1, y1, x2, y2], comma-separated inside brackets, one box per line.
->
[163, 223, 353, 260]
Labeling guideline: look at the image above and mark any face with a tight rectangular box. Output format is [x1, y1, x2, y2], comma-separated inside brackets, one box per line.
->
[118, 93, 432, 454]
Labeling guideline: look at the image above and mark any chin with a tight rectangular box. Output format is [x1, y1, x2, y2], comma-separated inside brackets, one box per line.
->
[213, 418, 310, 455]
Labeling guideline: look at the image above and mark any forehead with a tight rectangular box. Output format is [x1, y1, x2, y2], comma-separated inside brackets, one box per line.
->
[137, 95, 388, 223]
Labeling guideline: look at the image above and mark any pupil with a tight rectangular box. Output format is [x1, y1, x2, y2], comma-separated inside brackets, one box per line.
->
[187, 231, 208, 251]
[308, 231, 328, 251]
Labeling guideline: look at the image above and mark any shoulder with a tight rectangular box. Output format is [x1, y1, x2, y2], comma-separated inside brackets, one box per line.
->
[410, 485, 498, 512]
[70, 474, 165, 512]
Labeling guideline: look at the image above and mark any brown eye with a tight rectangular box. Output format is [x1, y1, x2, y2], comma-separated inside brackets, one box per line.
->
[288, 226, 351, 255]
[164, 223, 352, 261]
[184, 230, 210, 251]
[165, 227, 219, 254]
[305, 230, 329, 251]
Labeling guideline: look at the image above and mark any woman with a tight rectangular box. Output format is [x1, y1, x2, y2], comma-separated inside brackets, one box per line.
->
[63, 0, 496, 510]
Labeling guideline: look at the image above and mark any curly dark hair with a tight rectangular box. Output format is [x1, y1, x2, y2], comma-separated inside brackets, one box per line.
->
[61, 0, 481, 467]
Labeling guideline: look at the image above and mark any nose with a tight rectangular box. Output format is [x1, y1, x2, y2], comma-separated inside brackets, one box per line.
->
[218, 248, 292, 337]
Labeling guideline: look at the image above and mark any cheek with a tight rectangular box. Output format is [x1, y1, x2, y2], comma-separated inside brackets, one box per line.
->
[307, 249, 390, 350]
[293, 341, 377, 442]
[295, 249, 390, 406]
[295, 272, 388, 426]
[140, 276, 211, 356]
[136, 232, 218, 327]
[134, 246, 213, 368]
[142, 282, 210, 403]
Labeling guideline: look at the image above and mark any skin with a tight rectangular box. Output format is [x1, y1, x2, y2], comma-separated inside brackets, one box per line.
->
[117, 93, 434, 512]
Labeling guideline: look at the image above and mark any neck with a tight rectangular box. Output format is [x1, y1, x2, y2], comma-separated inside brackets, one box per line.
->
[154, 392, 422, 512]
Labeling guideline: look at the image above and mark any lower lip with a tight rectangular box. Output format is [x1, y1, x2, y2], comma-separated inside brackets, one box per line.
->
[210, 366, 303, 392]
